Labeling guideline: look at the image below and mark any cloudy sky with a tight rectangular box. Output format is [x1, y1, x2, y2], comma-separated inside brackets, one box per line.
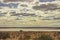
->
[39, 0, 55, 2]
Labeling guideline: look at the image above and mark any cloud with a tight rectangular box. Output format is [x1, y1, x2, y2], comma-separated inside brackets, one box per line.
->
[3, 0, 34, 2]
[32, 4, 60, 11]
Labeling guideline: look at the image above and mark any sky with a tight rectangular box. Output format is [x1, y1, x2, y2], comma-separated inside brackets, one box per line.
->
[39, 0, 55, 2]
[0, 2, 19, 8]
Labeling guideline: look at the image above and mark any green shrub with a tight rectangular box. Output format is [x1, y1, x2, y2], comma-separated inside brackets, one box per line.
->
[38, 34, 53, 40]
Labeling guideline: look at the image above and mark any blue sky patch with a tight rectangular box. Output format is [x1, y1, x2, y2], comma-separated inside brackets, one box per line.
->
[39, 0, 55, 2]
[0, 2, 19, 8]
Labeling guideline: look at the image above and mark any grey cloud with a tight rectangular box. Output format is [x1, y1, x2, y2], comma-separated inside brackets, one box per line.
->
[20, 4, 28, 7]
[0, 13, 6, 17]
[3, 0, 33, 2]
[32, 4, 60, 11]
[11, 13, 36, 17]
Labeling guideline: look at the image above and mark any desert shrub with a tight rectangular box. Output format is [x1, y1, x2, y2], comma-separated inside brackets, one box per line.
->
[25, 35, 30, 40]
[38, 34, 53, 40]
[0, 32, 10, 40]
